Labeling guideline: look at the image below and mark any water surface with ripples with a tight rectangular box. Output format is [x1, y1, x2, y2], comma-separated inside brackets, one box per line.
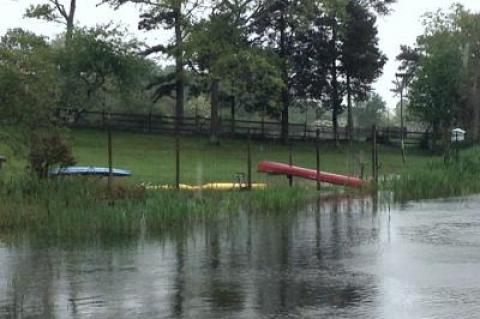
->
[2, 195, 480, 318]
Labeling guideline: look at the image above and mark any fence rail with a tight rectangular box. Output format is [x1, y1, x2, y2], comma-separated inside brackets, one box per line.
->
[57, 108, 427, 145]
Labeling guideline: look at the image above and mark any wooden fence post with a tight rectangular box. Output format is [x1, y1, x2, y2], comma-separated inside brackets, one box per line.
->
[102, 110, 106, 129]
[372, 125, 379, 184]
[247, 129, 252, 190]
[148, 112, 152, 133]
[108, 129, 113, 193]
[175, 117, 180, 189]
[261, 115, 265, 140]
[316, 129, 320, 191]
[231, 96, 236, 136]
[288, 143, 293, 187]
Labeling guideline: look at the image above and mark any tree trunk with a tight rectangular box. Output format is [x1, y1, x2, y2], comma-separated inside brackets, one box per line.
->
[431, 120, 439, 152]
[61, 0, 76, 109]
[471, 73, 479, 143]
[174, 4, 185, 128]
[210, 79, 220, 144]
[65, 0, 76, 46]
[279, 10, 289, 144]
[330, 16, 339, 147]
[347, 73, 353, 143]
[441, 124, 451, 161]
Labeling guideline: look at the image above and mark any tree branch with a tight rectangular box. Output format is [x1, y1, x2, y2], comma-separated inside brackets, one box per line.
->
[49, 0, 68, 20]
[140, 44, 169, 56]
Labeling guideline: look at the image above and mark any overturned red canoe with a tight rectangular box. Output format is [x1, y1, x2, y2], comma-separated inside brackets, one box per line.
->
[257, 161, 364, 188]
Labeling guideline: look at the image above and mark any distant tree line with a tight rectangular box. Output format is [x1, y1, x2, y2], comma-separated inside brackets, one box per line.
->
[97, 0, 392, 144]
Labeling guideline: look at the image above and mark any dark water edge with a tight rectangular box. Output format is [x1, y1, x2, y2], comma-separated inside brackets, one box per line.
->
[2, 194, 480, 318]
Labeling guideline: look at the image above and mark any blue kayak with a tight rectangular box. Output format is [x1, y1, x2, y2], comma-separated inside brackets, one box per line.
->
[49, 166, 132, 177]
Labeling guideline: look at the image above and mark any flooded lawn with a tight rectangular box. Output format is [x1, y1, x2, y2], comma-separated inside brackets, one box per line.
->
[2, 195, 480, 318]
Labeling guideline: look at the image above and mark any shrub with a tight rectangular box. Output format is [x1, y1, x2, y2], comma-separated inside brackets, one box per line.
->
[28, 132, 76, 178]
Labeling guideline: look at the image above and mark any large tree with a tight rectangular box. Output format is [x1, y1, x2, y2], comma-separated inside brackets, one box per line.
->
[396, 5, 480, 148]
[342, 0, 386, 142]
[100, 0, 202, 128]
[293, 0, 391, 145]
[455, 7, 480, 142]
[186, 0, 282, 143]
[402, 27, 463, 148]
[251, 0, 315, 143]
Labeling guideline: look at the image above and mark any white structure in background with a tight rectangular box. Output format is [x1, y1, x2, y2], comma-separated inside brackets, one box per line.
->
[451, 128, 466, 143]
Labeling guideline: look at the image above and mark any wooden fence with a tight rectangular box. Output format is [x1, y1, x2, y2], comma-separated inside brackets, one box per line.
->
[57, 108, 427, 145]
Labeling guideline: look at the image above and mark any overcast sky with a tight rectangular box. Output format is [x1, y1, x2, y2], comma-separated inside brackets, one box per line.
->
[2, 0, 480, 109]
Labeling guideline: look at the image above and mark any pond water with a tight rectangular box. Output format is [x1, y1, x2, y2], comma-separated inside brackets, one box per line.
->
[2, 194, 480, 318]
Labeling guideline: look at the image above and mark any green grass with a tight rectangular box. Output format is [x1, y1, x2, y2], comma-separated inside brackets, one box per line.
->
[63, 129, 435, 186]
[0, 128, 450, 240]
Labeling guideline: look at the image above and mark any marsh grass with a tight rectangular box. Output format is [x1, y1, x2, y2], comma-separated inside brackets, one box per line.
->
[0, 177, 143, 238]
[387, 147, 480, 201]
[0, 176, 320, 240]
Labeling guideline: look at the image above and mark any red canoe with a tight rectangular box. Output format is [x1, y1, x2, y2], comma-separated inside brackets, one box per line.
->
[257, 161, 364, 188]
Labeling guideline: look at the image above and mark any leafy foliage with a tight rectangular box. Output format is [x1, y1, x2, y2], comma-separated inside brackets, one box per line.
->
[353, 93, 388, 128]
[0, 29, 77, 175]
[0, 29, 57, 128]
[56, 26, 154, 112]
[397, 5, 469, 147]
[29, 131, 76, 178]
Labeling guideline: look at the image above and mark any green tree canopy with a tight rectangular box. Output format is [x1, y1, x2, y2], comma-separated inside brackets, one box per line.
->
[55, 26, 154, 112]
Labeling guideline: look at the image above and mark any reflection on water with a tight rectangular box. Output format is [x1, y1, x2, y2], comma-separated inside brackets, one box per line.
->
[2, 194, 480, 318]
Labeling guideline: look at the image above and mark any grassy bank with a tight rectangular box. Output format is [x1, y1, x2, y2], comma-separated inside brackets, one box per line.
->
[1, 129, 435, 185]
[0, 129, 450, 239]
[18, 129, 434, 185]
